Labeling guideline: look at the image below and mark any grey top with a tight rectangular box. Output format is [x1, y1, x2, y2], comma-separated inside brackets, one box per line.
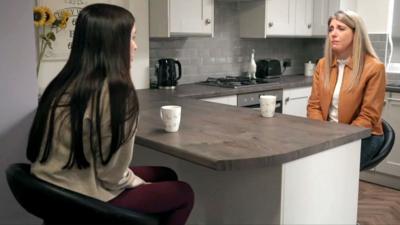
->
[135, 76, 369, 171]
[32, 83, 146, 201]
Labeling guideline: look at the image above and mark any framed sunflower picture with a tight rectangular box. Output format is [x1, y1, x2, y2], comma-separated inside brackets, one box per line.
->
[35, 0, 128, 62]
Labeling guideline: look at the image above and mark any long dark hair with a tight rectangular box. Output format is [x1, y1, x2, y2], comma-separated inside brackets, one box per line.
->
[27, 4, 138, 169]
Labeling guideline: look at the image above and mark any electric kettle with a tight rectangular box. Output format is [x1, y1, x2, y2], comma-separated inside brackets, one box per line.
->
[156, 58, 182, 89]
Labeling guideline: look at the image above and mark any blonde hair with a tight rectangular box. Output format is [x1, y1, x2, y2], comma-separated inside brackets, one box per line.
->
[323, 10, 379, 91]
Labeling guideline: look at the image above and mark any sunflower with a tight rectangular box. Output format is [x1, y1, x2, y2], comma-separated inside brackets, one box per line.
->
[59, 10, 71, 29]
[33, 6, 46, 27]
[42, 6, 56, 26]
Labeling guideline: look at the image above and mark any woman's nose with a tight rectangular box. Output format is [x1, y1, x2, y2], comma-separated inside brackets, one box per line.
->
[330, 29, 338, 37]
[132, 42, 138, 50]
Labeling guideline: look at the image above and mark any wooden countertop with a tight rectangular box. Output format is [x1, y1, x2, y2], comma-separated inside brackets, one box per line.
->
[135, 76, 370, 170]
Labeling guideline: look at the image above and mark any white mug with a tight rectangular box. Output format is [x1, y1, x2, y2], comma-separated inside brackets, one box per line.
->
[160, 105, 181, 132]
[260, 95, 276, 118]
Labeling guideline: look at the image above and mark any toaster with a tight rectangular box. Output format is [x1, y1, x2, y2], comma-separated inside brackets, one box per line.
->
[256, 59, 282, 78]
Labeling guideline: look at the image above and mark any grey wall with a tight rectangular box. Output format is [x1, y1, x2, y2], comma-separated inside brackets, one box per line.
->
[0, 0, 41, 224]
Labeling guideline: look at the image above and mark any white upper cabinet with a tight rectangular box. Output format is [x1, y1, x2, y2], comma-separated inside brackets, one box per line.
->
[149, 0, 214, 37]
[295, 0, 314, 36]
[312, 0, 357, 36]
[312, 0, 329, 36]
[239, 0, 313, 38]
[265, 0, 296, 36]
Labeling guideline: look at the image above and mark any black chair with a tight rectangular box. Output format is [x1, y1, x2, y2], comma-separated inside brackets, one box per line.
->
[360, 119, 396, 171]
[6, 163, 159, 225]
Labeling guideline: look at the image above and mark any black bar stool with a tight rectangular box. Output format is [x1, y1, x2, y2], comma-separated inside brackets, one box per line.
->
[6, 163, 159, 225]
[360, 119, 396, 171]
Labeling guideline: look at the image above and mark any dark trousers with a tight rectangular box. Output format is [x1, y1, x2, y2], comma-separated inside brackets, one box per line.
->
[360, 134, 384, 169]
[109, 166, 194, 225]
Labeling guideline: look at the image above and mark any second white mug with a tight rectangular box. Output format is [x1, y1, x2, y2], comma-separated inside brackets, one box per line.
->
[260, 95, 276, 118]
[160, 105, 181, 132]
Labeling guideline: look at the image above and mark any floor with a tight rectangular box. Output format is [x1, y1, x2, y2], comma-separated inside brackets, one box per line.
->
[358, 181, 400, 225]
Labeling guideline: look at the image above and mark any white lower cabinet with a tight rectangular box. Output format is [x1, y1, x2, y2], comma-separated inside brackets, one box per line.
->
[360, 92, 400, 189]
[376, 92, 400, 176]
[201, 95, 237, 106]
[282, 87, 312, 117]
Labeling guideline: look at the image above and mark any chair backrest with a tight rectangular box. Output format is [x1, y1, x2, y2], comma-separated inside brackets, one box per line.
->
[360, 119, 396, 171]
[6, 163, 159, 225]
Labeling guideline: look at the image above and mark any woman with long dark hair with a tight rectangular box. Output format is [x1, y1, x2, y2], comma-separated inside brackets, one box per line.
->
[27, 4, 194, 225]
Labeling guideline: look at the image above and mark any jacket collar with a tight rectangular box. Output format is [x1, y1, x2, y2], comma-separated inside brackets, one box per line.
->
[330, 56, 353, 69]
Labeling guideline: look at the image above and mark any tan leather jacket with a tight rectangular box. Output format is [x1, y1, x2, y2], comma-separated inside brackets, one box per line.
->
[307, 54, 386, 135]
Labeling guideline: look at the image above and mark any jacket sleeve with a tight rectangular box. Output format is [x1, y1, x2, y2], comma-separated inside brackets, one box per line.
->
[307, 60, 324, 121]
[92, 87, 146, 191]
[351, 63, 386, 129]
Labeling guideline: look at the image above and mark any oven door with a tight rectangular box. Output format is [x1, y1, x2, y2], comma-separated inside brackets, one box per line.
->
[243, 101, 282, 113]
[237, 89, 283, 113]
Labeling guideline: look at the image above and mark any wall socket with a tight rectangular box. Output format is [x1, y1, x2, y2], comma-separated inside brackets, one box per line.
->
[283, 58, 292, 68]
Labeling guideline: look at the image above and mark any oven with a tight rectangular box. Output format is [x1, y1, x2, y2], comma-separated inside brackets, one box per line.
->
[237, 89, 283, 113]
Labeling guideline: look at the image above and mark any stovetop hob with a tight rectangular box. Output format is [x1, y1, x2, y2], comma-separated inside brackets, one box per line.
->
[200, 75, 281, 88]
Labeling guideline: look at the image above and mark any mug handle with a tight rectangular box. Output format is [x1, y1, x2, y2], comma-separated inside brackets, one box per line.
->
[160, 109, 163, 120]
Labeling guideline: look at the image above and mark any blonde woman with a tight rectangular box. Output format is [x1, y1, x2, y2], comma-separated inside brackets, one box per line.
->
[307, 10, 386, 168]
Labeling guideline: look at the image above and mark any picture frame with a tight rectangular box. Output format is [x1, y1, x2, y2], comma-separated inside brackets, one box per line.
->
[37, 0, 128, 61]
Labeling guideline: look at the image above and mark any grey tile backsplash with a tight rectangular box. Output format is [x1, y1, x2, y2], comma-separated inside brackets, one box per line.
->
[369, 33, 387, 63]
[149, 1, 390, 84]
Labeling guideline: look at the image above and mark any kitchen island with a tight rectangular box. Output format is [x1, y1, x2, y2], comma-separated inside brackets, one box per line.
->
[133, 85, 369, 224]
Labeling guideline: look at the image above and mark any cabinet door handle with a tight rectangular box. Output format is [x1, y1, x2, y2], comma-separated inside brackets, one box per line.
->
[205, 18, 212, 25]
[268, 22, 274, 27]
[307, 24, 312, 29]
[285, 96, 309, 104]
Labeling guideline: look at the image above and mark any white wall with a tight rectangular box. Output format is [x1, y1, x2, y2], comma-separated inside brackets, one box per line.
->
[129, 0, 150, 89]
[37, 0, 150, 94]
[356, 0, 390, 34]
[0, 0, 41, 224]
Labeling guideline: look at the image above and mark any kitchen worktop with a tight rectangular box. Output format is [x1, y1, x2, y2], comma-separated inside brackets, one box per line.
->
[171, 74, 399, 98]
[134, 75, 368, 224]
[387, 80, 400, 93]
[135, 82, 369, 171]
[173, 75, 313, 98]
